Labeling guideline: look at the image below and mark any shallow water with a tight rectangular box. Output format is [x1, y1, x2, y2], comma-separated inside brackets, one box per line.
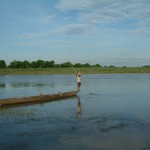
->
[0, 74, 150, 150]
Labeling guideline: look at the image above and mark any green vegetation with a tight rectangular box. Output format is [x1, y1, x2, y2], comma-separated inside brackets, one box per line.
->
[0, 60, 7, 69]
[0, 67, 150, 75]
[3, 60, 95, 68]
[0, 59, 150, 75]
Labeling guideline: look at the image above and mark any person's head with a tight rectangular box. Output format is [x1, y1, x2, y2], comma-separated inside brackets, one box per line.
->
[78, 72, 81, 76]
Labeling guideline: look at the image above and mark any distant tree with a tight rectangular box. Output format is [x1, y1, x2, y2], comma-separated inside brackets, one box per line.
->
[122, 66, 127, 68]
[93, 64, 102, 67]
[7, 59, 121, 69]
[54, 64, 61, 68]
[74, 63, 82, 67]
[36, 60, 45, 68]
[0, 60, 7, 68]
[82, 63, 91, 67]
[61, 62, 72, 68]
[9, 60, 22, 68]
[30, 61, 37, 68]
[9, 60, 16, 68]
[22, 60, 30, 68]
[44, 61, 49, 68]
[47, 60, 55, 68]
[31, 60, 55, 68]
[143, 65, 150, 68]
[109, 65, 115, 68]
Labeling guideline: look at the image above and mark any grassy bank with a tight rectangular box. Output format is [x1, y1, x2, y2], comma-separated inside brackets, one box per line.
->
[0, 67, 150, 75]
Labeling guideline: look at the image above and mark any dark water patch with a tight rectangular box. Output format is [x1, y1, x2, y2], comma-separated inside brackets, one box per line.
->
[0, 141, 28, 150]
[0, 83, 5, 88]
[88, 93, 124, 101]
[10, 82, 55, 88]
[100, 122, 128, 132]
[138, 120, 150, 127]
[10, 143, 27, 150]
[89, 92, 123, 97]
[89, 92, 99, 95]
[75, 113, 150, 134]
[140, 147, 150, 150]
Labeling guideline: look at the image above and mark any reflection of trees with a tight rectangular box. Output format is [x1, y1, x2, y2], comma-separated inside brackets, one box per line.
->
[36, 83, 55, 88]
[10, 82, 31, 88]
[0, 83, 6, 88]
[10, 82, 55, 88]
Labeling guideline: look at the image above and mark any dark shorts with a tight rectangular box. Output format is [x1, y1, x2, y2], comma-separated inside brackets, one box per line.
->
[77, 82, 81, 86]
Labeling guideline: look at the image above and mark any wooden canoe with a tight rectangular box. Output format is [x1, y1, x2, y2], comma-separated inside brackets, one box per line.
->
[0, 91, 78, 107]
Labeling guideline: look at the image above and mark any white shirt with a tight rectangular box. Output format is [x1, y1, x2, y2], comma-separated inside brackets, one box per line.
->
[77, 75, 81, 82]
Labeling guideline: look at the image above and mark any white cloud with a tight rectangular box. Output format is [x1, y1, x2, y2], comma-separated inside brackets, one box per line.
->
[79, 0, 150, 24]
[47, 15, 56, 19]
[57, 24, 92, 35]
[130, 27, 150, 35]
[19, 32, 47, 40]
[17, 32, 50, 46]
[56, 0, 93, 11]
[56, 0, 150, 35]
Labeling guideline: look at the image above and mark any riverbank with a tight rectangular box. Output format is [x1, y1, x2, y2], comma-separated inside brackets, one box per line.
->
[0, 67, 150, 75]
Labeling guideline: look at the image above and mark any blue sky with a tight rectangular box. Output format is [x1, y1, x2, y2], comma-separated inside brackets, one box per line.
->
[0, 0, 150, 66]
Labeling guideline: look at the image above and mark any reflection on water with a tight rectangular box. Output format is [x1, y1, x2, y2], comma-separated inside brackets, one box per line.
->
[0, 83, 5, 88]
[0, 107, 35, 121]
[0, 75, 76, 99]
[76, 96, 82, 117]
[0, 74, 150, 150]
[10, 82, 55, 88]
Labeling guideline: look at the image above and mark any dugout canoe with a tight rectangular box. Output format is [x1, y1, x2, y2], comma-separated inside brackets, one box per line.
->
[0, 91, 78, 107]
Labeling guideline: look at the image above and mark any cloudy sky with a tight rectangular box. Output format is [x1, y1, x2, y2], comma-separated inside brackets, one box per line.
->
[0, 0, 150, 66]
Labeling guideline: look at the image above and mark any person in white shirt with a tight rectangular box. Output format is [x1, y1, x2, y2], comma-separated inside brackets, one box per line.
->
[76, 72, 81, 91]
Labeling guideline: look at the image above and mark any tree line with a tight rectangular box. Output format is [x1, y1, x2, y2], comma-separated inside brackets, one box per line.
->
[0, 60, 102, 69]
[1, 60, 150, 69]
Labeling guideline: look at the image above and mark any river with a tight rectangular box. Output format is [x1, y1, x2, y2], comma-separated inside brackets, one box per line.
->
[0, 74, 150, 150]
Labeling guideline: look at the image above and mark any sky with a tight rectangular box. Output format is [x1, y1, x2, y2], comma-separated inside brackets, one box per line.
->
[0, 0, 150, 66]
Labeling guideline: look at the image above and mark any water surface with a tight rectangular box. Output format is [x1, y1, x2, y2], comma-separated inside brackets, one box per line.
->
[0, 74, 150, 150]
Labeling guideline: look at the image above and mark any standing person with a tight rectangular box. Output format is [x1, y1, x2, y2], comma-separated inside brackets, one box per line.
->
[76, 72, 81, 91]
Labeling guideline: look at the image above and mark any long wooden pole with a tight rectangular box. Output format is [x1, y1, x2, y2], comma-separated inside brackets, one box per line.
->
[68, 59, 80, 74]
[70, 62, 78, 74]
